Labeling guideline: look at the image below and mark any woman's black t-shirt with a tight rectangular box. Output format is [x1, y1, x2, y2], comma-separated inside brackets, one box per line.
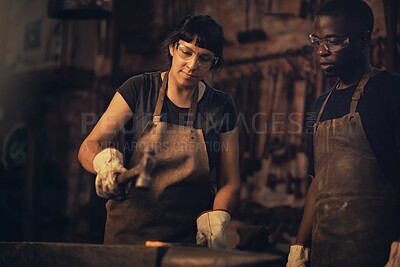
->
[117, 71, 238, 172]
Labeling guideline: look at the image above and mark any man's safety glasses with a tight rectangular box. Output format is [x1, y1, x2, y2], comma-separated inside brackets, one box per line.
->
[309, 34, 350, 52]
[175, 43, 219, 68]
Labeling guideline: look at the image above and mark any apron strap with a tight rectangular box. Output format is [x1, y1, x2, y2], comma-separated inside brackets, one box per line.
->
[349, 67, 374, 120]
[153, 72, 168, 122]
[315, 67, 376, 127]
[153, 71, 199, 126]
[186, 86, 199, 127]
[315, 86, 336, 127]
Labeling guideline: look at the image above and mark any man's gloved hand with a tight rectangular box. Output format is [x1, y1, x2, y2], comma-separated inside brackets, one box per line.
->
[196, 210, 231, 249]
[385, 241, 400, 267]
[93, 147, 127, 199]
[286, 244, 310, 267]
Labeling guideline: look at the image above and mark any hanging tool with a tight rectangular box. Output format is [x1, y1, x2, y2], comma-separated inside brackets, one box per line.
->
[237, 0, 267, 43]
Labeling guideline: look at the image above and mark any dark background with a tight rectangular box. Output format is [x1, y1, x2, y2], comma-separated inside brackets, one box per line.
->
[0, 0, 398, 249]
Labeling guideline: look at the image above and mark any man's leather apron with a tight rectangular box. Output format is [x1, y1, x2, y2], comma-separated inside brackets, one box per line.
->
[103, 73, 214, 244]
[311, 69, 400, 267]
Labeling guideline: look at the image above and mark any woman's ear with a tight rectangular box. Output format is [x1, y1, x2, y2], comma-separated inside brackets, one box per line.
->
[169, 43, 175, 57]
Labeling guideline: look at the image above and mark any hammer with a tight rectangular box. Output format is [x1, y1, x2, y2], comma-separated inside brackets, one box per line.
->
[116, 150, 156, 189]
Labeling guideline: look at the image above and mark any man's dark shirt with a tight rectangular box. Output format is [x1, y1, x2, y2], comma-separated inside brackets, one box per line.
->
[307, 70, 400, 190]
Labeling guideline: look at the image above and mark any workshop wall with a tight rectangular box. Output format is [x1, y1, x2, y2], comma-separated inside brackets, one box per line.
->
[0, 0, 398, 249]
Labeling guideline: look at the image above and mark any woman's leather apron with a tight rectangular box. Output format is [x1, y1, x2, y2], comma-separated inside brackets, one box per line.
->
[103, 73, 214, 244]
[311, 69, 400, 267]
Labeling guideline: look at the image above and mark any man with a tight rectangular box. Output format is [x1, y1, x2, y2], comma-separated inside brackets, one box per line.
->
[286, 1, 400, 266]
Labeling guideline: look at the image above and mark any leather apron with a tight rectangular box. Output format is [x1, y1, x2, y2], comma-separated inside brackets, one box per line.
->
[103, 73, 214, 244]
[311, 69, 400, 267]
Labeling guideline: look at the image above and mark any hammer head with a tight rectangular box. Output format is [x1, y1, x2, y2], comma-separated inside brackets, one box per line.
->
[135, 150, 156, 189]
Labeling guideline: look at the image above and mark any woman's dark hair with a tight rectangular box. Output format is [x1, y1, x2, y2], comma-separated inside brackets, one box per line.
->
[317, 0, 374, 34]
[163, 14, 224, 71]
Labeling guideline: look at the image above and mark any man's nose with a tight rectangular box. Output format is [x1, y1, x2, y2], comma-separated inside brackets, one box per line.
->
[317, 42, 330, 56]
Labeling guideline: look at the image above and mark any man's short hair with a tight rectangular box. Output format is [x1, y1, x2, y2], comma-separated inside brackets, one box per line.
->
[317, 0, 374, 33]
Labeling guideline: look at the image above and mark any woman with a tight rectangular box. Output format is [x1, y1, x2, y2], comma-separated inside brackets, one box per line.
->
[78, 14, 241, 248]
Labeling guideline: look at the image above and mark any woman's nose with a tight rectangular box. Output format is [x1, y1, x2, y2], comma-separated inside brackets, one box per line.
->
[186, 56, 199, 70]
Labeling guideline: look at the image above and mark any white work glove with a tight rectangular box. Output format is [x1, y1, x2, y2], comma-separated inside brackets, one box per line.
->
[93, 147, 127, 199]
[385, 241, 400, 267]
[286, 244, 310, 267]
[196, 210, 231, 249]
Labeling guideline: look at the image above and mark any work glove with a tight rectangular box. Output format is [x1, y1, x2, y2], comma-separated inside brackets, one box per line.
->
[286, 244, 310, 267]
[385, 241, 400, 267]
[196, 210, 231, 249]
[93, 147, 127, 199]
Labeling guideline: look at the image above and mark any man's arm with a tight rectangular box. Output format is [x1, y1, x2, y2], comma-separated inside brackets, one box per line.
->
[295, 176, 316, 246]
[286, 176, 315, 266]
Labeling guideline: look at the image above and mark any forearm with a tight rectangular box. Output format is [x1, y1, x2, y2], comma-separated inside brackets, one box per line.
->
[213, 182, 241, 213]
[78, 92, 133, 174]
[78, 139, 103, 174]
[213, 129, 241, 213]
[287, 179, 314, 266]
[295, 177, 316, 246]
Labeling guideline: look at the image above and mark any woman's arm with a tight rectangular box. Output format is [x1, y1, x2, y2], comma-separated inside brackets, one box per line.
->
[213, 128, 241, 212]
[78, 92, 133, 173]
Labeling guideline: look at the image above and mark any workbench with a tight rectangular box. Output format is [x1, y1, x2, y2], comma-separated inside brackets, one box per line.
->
[0, 242, 284, 267]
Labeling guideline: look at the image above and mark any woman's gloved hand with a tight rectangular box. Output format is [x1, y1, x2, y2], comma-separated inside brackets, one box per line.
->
[286, 244, 310, 267]
[385, 241, 400, 267]
[93, 147, 127, 199]
[196, 210, 231, 249]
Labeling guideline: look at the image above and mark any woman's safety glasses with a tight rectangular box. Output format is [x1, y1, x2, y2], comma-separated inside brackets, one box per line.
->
[175, 43, 219, 68]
